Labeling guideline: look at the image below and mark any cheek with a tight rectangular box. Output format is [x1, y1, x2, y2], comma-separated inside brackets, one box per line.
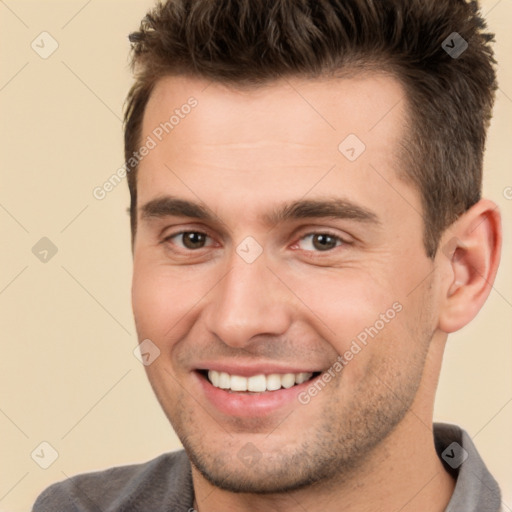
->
[284, 266, 397, 338]
[132, 260, 191, 343]
[131, 254, 223, 348]
[281, 266, 411, 382]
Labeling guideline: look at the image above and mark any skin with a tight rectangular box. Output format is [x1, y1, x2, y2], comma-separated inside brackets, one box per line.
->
[131, 74, 501, 512]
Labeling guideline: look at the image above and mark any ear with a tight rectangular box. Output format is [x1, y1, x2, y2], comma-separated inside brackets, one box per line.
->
[437, 199, 502, 333]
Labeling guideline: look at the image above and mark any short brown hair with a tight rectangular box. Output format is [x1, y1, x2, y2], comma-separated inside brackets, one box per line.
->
[124, 0, 497, 257]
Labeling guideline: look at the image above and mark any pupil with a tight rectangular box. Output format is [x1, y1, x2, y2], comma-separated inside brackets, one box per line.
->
[184, 232, 205, 249]
[313, 234, 336, 251]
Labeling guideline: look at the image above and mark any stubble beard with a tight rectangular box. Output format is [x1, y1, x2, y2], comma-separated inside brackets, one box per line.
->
[166, 346, 430, 495]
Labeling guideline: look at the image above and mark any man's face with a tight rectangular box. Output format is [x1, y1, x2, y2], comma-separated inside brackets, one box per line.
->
[132, 74, 440, 492]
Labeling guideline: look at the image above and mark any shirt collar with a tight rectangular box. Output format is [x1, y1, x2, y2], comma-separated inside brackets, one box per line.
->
[434, 422, 501, 512]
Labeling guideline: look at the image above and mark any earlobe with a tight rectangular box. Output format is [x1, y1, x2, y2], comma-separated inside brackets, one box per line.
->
[437, 199, 502, 334]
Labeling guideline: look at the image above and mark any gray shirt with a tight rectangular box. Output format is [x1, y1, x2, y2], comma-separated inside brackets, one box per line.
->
[32, 423, 502, 511]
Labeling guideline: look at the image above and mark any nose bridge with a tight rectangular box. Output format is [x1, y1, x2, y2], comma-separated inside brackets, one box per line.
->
[205, 250, 292, 347]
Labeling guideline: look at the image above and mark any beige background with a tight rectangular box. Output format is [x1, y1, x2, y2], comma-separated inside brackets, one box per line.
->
[0, 1, 510, 510]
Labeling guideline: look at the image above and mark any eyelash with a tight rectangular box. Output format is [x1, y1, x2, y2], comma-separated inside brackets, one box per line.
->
[161, 229, 349, 254]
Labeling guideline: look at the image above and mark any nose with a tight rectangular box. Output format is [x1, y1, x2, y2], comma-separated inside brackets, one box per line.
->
[203, 250, 293, 349]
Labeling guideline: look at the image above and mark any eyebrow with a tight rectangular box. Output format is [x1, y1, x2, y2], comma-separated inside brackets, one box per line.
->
[140, 195, 380, 227]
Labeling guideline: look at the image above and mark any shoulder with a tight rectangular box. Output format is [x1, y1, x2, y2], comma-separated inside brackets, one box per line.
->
[32, 449, 194, 512]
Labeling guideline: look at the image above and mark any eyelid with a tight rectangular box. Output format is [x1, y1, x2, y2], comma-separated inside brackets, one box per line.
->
[294, 227, 352, 243]
[160, 222, 214, 239]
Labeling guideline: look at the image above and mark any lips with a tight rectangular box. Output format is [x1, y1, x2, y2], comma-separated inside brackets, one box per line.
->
[191, 363, 326, 417]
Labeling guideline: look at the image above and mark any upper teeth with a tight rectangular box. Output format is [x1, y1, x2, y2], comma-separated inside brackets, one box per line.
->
[207, 370, 313, 392]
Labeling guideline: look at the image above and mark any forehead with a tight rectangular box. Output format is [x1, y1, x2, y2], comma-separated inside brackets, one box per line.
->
[137, 73, 411, 222]
[143, 72, 406, 147]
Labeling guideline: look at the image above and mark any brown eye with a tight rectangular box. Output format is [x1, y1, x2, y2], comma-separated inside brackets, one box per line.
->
[297, 233, 343, 252]
[165, 231, 212, 250]
[312, 234, 339, 251]
[181, 232, 207, 249]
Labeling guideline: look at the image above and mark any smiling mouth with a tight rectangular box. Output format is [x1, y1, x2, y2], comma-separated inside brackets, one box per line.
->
[198, 370, 321, 393]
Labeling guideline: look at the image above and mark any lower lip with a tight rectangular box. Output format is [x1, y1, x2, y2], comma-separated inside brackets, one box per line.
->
[194, 371, 319, 417]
